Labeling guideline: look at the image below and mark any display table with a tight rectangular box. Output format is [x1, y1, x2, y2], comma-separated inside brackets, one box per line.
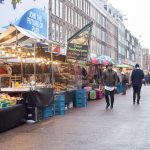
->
[0, 104, 26, 132]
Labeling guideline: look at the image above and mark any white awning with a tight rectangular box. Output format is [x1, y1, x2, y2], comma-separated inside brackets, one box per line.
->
[0, 25, 61, 46]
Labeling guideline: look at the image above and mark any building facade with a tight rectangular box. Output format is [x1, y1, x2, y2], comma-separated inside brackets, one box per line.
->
[103, 4, 126, 64]
[124, 29, 136, 66]
[49, 0, 118, 62]
[142, 48, 149, 70]
[135, 42, 142, 68]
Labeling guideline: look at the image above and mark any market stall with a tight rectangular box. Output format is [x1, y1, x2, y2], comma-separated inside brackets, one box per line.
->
[0, 25, 63, 131]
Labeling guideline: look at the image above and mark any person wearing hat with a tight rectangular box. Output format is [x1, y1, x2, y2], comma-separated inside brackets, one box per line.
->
[102, 63, 118, 109]
[131, 64, 144, 104]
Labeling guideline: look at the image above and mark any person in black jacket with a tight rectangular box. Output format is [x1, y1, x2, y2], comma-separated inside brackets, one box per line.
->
[131, 64, 144, 104]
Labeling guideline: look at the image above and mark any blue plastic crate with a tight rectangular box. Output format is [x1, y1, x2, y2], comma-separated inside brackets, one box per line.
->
[55, 110, 65, 115]
[42, 106, 54, 118]
[55, 105, 65, 111]
[76, 97, 87, 101]
[76, 90, 86, 97]
[55, 100, 65, 104]
[75, 102, 87, 108]
[76, 95, 87, 99]
[55, 107, 65, 111]
[76, 89, 86, 94]
[54, 95, 65, 101]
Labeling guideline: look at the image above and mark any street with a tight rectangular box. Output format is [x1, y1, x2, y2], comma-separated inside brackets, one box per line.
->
[1, 86, 150, 150]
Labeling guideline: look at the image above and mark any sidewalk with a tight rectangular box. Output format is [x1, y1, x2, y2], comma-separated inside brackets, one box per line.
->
[1, 86, 150, 150]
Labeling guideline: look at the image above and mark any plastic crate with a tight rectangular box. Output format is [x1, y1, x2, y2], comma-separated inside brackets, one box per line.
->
[42, 106, 54, 118]
[55, 110, 65, 115]
[76, 90, 86, 97]
[75, 102, 87, 108]
[75, 97, 87, 107]
[54, 95, 65, 101]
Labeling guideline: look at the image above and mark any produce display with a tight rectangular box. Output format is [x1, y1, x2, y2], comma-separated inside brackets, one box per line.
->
[0, 94, 22, 108]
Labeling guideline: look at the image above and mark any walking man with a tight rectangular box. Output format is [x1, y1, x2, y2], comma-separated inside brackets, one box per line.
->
[102, 63, 118, 109]
[131, 64, 144, 104]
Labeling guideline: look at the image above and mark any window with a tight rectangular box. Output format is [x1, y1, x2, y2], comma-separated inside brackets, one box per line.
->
[102, 16, 106, 28]
[78, 14, 80, 27]
[52, 0, 63, 19]
[102, 30, 105, 42]
[60, 1, 63, 19]
[56, 0, 59, 17]
[56, 24, 59, 42]
[68, 7, 70, 23]
[52, 23, 55, 41]
[65, 6, 67, 21]
[75, 12, 78, 27]
[71, 9, 74, 24]
[52, 0, 55, 15]
[60, 26, 63, 43]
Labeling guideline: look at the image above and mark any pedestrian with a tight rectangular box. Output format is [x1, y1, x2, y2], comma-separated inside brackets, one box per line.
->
[131, 64, 144, 104]
[121, 72, 128, 95]
[147, 72, 150, 85]
[102, 63, 118, 109]
[144, 73, 148, 85]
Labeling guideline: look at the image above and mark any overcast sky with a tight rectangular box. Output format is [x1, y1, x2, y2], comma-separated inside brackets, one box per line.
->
[108, 0, 150, 49]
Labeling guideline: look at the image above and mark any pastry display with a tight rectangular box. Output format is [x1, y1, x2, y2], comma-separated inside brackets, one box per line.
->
[0, 94, 22, 108]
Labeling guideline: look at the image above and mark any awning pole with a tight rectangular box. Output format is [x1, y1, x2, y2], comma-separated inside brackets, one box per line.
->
[21, 55, 23, 83]
[51, 45, 54, 86]
[34, 41, 36, 87]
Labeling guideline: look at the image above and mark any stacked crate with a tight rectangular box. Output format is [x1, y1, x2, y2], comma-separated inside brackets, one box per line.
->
[75, 89, 87, 107]
[54, 95, 66, 115]
[42, 105, 54, 119]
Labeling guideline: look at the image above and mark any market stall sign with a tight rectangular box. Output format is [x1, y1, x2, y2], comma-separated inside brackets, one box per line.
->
[67, 22, 93, 62]
[67, 43, 88, 62]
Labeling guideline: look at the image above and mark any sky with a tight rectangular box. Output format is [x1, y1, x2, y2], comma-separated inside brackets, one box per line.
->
[108, 0, 150, 49]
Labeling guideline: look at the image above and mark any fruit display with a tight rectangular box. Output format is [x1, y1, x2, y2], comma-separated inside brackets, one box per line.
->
[0, 94, 22, 108]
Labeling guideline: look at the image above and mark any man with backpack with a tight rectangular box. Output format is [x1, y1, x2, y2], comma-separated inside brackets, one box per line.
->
[102, 63, 118, 109]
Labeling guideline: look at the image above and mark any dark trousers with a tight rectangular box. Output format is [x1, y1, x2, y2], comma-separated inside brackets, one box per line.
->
[122, 84, 126, 94]
[133, 86, 141, 103]
[105, 90, 114, 107]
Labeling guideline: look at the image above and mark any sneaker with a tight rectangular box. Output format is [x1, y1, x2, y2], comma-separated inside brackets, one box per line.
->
[106, 104, 110, 109]
[133, 101, 135, 104]
[110, 106, 113, 109]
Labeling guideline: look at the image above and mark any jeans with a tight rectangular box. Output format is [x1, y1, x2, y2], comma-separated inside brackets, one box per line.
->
[105, 90, 114, 107]
[133, 86, 141, 103]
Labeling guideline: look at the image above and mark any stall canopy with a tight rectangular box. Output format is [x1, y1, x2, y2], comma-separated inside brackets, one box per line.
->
[116, 64, 131, 68]
[0, 25, 60, 46]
